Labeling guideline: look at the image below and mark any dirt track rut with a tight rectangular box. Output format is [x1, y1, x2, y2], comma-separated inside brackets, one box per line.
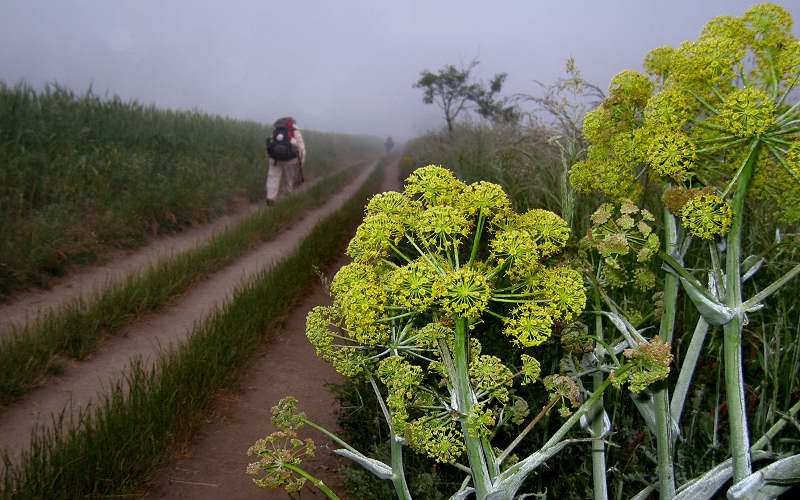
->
[144, 159, 402, 499]
[0, 161, 379, 471]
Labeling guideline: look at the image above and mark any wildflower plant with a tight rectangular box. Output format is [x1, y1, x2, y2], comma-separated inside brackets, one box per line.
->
[568, 3, 800, 498]
[252, 164, 658, 500]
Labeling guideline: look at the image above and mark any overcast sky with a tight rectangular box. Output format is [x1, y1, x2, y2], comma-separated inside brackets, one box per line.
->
[2, 1, 799, 141]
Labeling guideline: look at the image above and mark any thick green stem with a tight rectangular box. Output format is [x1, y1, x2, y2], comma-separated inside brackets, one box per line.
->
[390, 435, 412, 500]
[284, 463, 341, 500]
[481, 435, 500, 479]
[655, 206, 679, 499]
[455, 317, 492, 497]
[724, 140, 761, 483]
[670, 317, 711, 425]
[654, 387, 675, 498]
[591, 293, 609, 500]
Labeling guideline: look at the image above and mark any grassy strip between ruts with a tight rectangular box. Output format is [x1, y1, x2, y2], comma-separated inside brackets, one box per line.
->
[0, 159, 385, 499]
[0, 162, 366, 408]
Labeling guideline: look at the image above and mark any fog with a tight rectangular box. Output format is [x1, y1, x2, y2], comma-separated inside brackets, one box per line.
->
[2, 1, 799, 141]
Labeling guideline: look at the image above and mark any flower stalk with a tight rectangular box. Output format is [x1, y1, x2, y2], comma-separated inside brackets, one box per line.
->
[591, 290, 609, 500]
[654, 207, 679, 498]
[723, 139, 761, 482]
[455, 316, 492, 497]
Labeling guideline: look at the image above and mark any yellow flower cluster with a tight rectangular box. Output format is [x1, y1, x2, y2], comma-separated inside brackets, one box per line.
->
[670, 37, 744, 93]
[387, 259, 439, 309]
[405, 418, 465, 463]
[404, 164, 466, 207]
[520, 353, 542, 385]
[434, 266, 492, 320]
[647, 131, 696, 178]
[572, 3, 800, 223]
[378, 356, 424, 435]
[503, 303, 554, 348]
[523, 267, 587, 321]
[467, 405, 496, 438]
[462, 180, 512, 220]
[469, 355, 514, 404]
[414, 205, 471, 249]
[680, 193, 733, 239]
[643, 46, 676, 82]
[718, 87, 775, 137]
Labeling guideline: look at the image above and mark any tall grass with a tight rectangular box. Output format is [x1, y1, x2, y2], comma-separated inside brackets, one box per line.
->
[402, 122, 607, 237]
[0, 161, 385, 499]
[0, 81, 382, 296]
[0, 163, 365, 408]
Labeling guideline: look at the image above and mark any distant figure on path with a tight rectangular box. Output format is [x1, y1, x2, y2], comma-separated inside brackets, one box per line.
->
[384, 136, 394, 153]
[265, 116, 306, 205]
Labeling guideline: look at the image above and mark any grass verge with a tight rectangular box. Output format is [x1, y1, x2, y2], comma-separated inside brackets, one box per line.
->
[0, 163, 365, 407]
[0, 159, 385, 499]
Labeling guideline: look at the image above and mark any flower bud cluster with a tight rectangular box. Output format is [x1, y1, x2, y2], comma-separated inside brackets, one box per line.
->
[611, 335, 674, 393]
[583, 200, 660, 290]
[543, 374, 582, 417]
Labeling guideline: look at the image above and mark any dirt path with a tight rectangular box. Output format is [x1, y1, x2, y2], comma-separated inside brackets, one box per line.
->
[0, 161, 379, 469]
[0, 169, 337, 338]
[144, 159, 402, 499]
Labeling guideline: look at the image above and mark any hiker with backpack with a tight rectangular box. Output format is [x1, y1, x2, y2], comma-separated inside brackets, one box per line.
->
[265, 116, 306, 205]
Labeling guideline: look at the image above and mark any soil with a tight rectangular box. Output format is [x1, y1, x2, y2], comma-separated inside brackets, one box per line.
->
[0, 158, 401, 500]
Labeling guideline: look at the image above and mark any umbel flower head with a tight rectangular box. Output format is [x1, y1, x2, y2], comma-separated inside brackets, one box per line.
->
[718, 87, 775, 137]
[647, 131, 696, 179]
[503, 303, 554, 348]
[680, 192, 733, 239]
[404, 164, 465, 207]
[405, 417, 465, 463]
[387, 259, 439, 309]
[307, 164, 587, 461]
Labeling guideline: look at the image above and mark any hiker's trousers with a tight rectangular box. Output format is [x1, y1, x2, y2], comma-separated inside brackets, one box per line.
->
[266, 159, 300, 202]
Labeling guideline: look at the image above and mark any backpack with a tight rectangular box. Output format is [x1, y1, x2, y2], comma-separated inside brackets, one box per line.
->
[266, 118, 298, 161]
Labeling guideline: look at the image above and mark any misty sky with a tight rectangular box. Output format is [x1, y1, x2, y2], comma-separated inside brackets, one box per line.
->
[2, 1, 799, 141]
